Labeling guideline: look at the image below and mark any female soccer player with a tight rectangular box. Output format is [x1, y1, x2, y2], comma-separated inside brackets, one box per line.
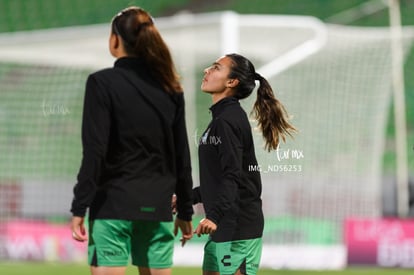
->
[70, 6, 194, 275]
[193, 53, 296, 275]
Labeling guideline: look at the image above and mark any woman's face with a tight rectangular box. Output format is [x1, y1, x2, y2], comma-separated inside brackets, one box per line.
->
[201, 56, 234, 94]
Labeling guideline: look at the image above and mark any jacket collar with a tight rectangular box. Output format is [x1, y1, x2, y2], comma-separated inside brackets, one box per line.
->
[209, 96, 239, 117]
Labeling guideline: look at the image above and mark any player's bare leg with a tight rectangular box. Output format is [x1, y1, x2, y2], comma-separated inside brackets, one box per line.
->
[138, 267, 171, 275]
[91, 266, 127, 275]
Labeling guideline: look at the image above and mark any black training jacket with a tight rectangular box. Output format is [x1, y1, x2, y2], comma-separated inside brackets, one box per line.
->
[195, 97, 264, 242]
[71, 57, 193, 222]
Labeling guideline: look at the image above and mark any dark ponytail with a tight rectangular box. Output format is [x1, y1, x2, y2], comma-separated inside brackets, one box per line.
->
[226, 53, 296, 151]
[111, 7, 182, 93]
[252, 73, 296, 151]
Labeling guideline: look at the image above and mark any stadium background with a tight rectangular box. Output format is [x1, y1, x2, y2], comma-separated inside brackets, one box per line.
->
[1, 0, 413, 184]
[0, 0, 414, 273]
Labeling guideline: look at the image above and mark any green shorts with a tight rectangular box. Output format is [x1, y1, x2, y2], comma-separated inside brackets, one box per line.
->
[203, 238, 262, 275]
[88, 219, 174, 268]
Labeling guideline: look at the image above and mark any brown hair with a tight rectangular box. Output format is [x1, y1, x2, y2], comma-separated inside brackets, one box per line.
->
[112, 6, 182, 93]
[226, 53, 296, 151]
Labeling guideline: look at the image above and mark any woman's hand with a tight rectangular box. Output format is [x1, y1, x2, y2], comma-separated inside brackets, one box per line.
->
[71, 216, 88, 242]
[194, 218, 217, 237]
[174, 217, 193, 247]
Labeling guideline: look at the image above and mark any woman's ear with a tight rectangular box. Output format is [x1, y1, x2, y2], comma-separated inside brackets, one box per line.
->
[227, 78, 240, 88]
[109, 32, 128, 58]
[109, 33, 119, 57]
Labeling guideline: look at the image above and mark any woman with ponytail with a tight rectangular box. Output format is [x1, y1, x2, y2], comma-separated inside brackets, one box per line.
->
[70, 7, 193, 275]
[193, 53, 296, 275]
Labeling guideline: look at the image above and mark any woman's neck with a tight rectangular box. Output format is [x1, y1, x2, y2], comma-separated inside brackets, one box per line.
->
[211, 89, 234, 104]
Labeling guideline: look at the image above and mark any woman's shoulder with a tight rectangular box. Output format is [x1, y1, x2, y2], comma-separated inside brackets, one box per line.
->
[90, 67, 120, 78]
[87, 67, 132, 87]
[213, 105, 250, 136]
[222, 103, 248, 121]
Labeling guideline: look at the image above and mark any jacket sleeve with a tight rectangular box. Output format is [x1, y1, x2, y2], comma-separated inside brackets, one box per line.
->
[192, 186, 202, 204]
[70, 74, 111, 217]
[173, 93, 194, 221]
[206, 118, 242, 225]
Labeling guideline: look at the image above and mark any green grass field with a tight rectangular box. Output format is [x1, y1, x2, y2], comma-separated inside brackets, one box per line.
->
[0, 263, 413, 275]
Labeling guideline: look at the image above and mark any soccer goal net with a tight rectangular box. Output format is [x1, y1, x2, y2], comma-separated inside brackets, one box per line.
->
[0, 11, 413, 268]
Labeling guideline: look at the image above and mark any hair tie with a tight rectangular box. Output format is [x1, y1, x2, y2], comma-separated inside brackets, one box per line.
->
[255, 72, 262, 81]
[136, 21, 153, 33]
